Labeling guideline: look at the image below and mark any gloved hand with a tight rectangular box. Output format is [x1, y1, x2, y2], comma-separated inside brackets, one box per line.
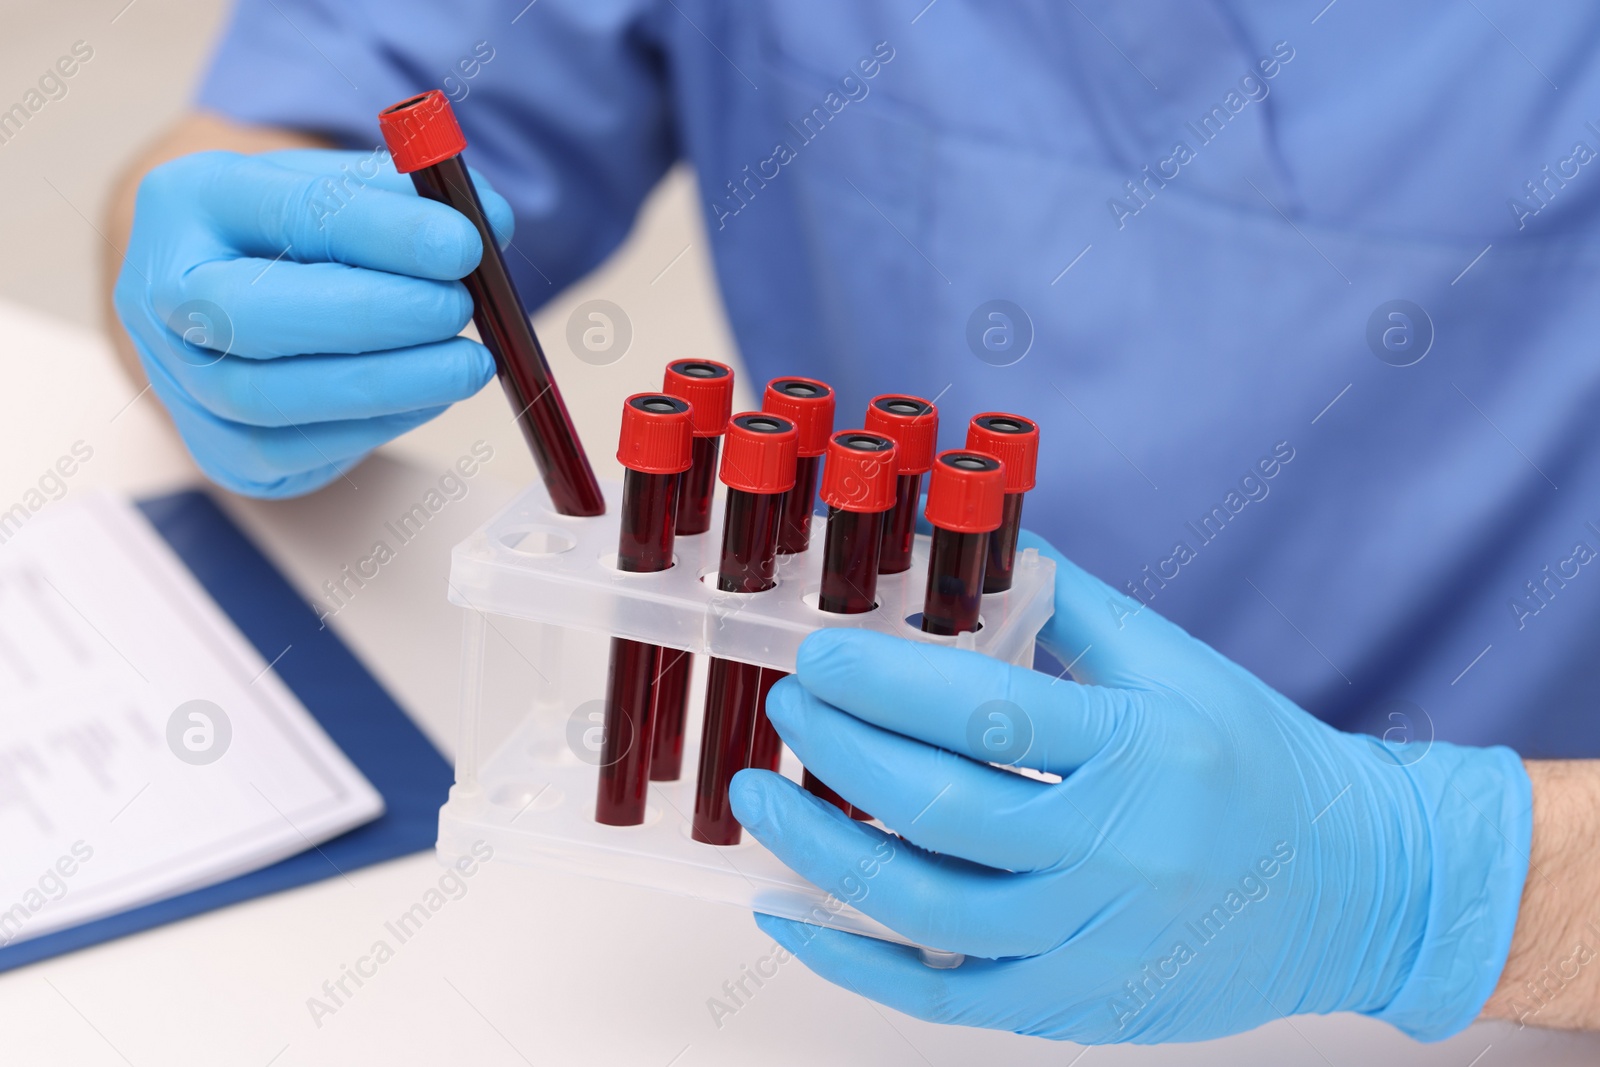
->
[114, 148, 512, 497]
[731, 531, 1532, 1043]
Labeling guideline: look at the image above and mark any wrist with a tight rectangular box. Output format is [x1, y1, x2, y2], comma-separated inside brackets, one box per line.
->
[1481, 761, 1600, 1029]
[1369, 741, 1532, 1040]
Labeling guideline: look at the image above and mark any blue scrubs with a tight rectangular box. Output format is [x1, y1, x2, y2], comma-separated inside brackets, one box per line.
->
[200, 1, 1600, 758]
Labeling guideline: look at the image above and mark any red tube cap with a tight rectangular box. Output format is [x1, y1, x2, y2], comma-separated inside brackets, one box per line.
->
[924, 451, 1006, 534]
[864, 394, 939, 474]
[720, 413, 798, 494]
[378, 90, 467, 174]
[762, 377, 835, 457]
[966, 413, 1039, 493]
[821, 431, 899, 513]
[617, 394, 694, 475]
[663, 360, 735, 437]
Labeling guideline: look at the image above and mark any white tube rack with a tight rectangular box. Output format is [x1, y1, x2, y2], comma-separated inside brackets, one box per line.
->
[439, 479, 1054, 943]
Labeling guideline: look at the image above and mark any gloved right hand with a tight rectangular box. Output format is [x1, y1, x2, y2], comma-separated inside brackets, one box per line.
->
[732, 531, 1532, 1045]
[113, 148, 513, 497]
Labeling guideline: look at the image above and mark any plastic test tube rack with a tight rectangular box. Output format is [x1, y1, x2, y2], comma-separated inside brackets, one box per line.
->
[439, 478, 1054, 943]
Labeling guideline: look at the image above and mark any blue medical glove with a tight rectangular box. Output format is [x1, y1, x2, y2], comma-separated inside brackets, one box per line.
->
[731, 531, 1532, 1043]
[113, 148, 513, 497]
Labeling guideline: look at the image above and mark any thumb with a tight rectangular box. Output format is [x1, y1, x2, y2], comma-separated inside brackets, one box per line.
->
[1019, 530, 1205, 689]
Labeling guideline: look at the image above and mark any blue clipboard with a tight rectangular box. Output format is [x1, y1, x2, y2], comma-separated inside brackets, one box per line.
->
[0, 489, 453, 973]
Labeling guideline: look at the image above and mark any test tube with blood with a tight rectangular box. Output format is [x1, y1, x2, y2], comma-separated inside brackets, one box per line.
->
[863, 395, 939, 574]
[921, 451, 1006, 637]
[762, 377, 836, 556]
[747, 667, 788, 776]
[965, 413, 1040, 594]
[378, 90, 604, 517]
[594, 395, 694, 826]
[799, 430, 899, 818]
[648, 360, 736, 782]
[744, 378, 836, 773]
[691, 414, 798, 845]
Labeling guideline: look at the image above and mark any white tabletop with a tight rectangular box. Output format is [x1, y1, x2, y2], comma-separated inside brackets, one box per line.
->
[0, 300, 1593, 1066]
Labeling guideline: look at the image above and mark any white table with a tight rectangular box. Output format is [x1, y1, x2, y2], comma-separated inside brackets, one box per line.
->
[1, 300, 1593, 1066]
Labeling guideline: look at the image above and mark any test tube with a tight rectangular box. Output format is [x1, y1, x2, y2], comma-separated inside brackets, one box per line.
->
[965, 413, 1040, 594]
[801, 430, 899, 817]
[666, 360, 736, 536]
[378, 90, 605, 517]
[594, 394, 694, 825]
[746, 378, 836, 772]
[762, 378, 836, 555]
[921, 451, 1006, 637]
[863, 395, 939, 574]
[816, 432, 899, 613]
[747, 667, 786, 775]
[649, 359, 735, 782]
[692, 413, 798, 845]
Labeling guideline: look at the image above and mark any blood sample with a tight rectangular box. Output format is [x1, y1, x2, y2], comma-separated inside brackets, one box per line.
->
[594, 394, 693, 825]
[378, 90, 604, 517]
[744, 377, 836, 773]
[863, 395, 939, 574]
[648, 647, 694, 783]
[801, 430, 899, 817]
[692, 413, 798, 846]
[747, 667, 786, 774]
[648, 360, 737, 782]
[748, 378, 834, 771]
[762, 378, 836, 555]
[965, 414, 1039, 594]
[665, 360, 736, 536]
[921, 451, 1006, 637]
[818, 432, 899, 611]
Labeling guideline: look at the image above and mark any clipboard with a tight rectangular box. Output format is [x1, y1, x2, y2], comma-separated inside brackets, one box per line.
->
[0, 489, 453, 973]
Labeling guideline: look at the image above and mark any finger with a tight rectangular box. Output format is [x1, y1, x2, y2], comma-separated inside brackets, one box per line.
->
[260, 149, 516, 250]
[256, 148, 416, 192]
[164, 258, 472, 358]
[144, 356, 444, 491]
[1017, 530, 1206, 689]
[182, 152, 486, 279]
[433, 162, 517, 250]
[177, 405, 445, 495]
[757, 915, 1127, 1042]
[731, 770, 1064, 959]
[793, 628, 1132, 776]
[207, 459, 357, 500]
[754, 913, 1010, 1027]
[765, 679, 1091, 872]
[162, 337, 494, 427]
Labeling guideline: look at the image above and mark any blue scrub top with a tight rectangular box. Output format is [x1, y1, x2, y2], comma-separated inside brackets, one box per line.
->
[199, 1, 1600, 758]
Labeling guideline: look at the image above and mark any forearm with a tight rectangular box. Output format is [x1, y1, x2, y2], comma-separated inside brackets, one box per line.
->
[1481, 760, 1600, 1029]
[99, 110, 329, 386]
